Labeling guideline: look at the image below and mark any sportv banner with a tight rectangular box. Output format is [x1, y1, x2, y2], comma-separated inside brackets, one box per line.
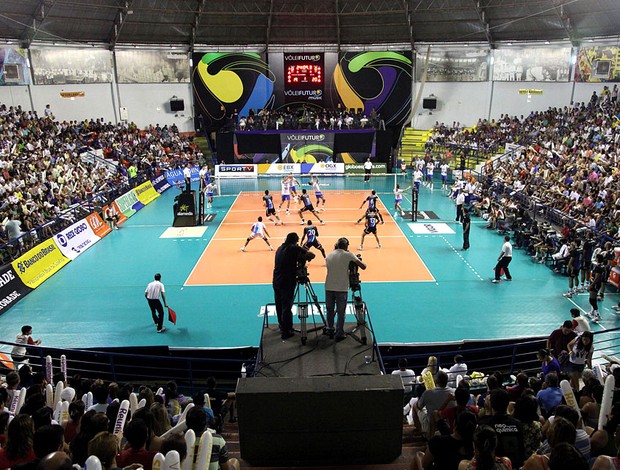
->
[53, 219, 100, 260]
[151, 174, 171, 194]
[301, 162, 344, 174]
[344, 162, 387, 174]
[0, 264, 32, 316]
[134, 181, 160, 205]
[215, 164, 258, 178]
[280, 132, 335, 163]
[12, 238, 70, 289]
[165, 166, 200, 187]
[258, 163, 302, 174]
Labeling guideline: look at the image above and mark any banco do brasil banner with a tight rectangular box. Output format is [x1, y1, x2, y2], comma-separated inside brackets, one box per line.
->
[12, 239, 70, 289]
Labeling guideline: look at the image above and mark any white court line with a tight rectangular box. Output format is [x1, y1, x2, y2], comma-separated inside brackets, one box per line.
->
[441, 235, 484, 281]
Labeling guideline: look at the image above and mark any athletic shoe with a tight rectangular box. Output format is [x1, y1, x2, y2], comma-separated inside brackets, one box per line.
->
[157, 327, 167, 333]
[300, 220, 305, 225]
[269, 246, 273, 251]
[378, 243, 381, 248]
[358, 245, 363, 250]
[598, 294, 605, 300]
[612, 305, 620, 312]
[277, 208, 281, 212]
[240, 247, 245, 252]
[320, 220, 325, 225]
[593, 312, 601, 323]
[286, 210, 290, 215]
[394, 212, 398, 217]
[491, 279, 499, 283]
[563, 291, 573, 298]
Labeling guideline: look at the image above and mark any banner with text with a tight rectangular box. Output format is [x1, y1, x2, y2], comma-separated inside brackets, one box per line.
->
[151, 174, 172, 193]
[86, 212, 112, 238]
[258, 163, 302, 175]
[12, 239, 70, 289]
[102, 201, 128, 227]
[300, 162, 344, 174]
[53, 219, 100, 261]
[134, 181, 160, 205]
[165, 166, 201, 187]
[215, 164, 258, 178]
[280, 132, 335, 163]
[115, 190, 144, 218]
[0, 264, 32, 316]
[344, 163, 387, 174]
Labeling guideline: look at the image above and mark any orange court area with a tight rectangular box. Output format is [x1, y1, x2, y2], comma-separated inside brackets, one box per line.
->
[185, 191, 435, 286]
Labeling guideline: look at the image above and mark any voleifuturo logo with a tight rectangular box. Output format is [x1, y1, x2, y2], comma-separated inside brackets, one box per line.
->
[283, 90, 323, 100]
[286, 134, 325, 142]
[285, 54, 321, 61]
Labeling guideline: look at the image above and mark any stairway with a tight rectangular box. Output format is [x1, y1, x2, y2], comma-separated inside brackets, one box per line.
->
[398, 128, 431, 165]
[222, 421, 427, 469]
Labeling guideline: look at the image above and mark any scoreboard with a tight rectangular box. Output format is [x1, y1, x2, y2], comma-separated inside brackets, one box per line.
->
[283, 53, 324, 102]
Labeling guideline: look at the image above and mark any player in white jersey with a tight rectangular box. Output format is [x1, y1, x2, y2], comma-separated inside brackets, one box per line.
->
[412, 168, 424, 192]
[425, 161, 435, 188]
[278, 176, 292, 214]
[309, 176, 326, 211]
[288, 174, 301, 202]
[394, 183, 411, 217]
[204, 180, 217, 209]
[241, 216, 273, 251]
[440, 162, 450, 189]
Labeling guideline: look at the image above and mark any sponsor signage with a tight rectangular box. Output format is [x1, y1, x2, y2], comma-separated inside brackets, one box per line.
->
[258, 163, 302, 174]
[54, 219, 99, 260]
[345, 162, 387, 174]
[165, 166, 200, 186]
[215, 164, 257, 178]
[301, 162, 344, 174]
[102, 201, 128, 227]
[115, 191, 143, 218]
[134, 181, 160, 205]
[86, 212, 112, 238]
[151, 174, 171, 193]
[12, 239, 70, 289]
[0, 264, 32, 316]
[407, 223, 455, 235]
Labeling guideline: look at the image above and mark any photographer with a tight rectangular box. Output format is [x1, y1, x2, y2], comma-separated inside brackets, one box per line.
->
[325, 237, 367, 342]
[272, 232, 315, 340]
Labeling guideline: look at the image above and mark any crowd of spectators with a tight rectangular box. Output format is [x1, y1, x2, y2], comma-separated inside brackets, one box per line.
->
[220, 105, 384, 131]
[0, 367, 239, 470]
[0, 103, 204, 263]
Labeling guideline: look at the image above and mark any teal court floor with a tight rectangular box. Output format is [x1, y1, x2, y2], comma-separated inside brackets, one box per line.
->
[1, 174, 618, 350]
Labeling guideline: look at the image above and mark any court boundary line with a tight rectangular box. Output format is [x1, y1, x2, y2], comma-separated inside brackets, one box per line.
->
[183, 192, 242, 287]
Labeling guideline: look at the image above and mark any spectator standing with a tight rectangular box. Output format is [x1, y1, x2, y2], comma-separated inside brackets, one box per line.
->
[546, 321, 576, 365]
[566, 331, 594, 390]
[537, 349, 561, 380]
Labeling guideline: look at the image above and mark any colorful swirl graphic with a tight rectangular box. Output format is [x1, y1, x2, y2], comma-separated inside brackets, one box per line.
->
[333, 51, 412, 126]
[192, 52, 276, 128]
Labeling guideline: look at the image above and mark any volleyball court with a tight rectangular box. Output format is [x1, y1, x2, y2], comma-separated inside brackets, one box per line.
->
[185, 175, 434, 287]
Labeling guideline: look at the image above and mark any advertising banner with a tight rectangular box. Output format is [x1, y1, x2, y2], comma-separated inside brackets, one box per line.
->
[575, 45, 620, 82]
[258, 163, 302, 175]
[344, 163, 387, 174]
[86, 212, 112, 238]
[115, 50, 190, 83]
[102, 201, 128, 227]
[12, 239, 70, 289]
[215, 164, 258, 178]
[301, 162, 344, 174]
[0, 264, 32, 316]
[151, 174, 171, 194]
[134, 181, 160, 205]
[280, 132, 335, 163]
[115, 191, 144, 218]
[54, 219, 99, 260]
[165, 166, 200, 187]
[492, 47, 571, 82]
[416, 49, 489, 82]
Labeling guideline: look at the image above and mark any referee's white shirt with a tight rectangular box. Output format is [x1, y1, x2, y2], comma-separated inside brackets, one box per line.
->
[145, 280, 165, 300]
[502, 241, 513, 258]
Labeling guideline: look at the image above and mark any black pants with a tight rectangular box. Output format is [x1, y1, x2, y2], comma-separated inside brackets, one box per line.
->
[364, 169, 371, 181]
[148, 298, 164, 330]
[456, 204, 463, 222]
[494, 256, 512, 280]
[463, 227, 470, 249]
[273, 284, 295, 333]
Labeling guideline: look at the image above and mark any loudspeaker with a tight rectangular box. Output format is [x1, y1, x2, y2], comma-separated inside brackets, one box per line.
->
[170, 99, 185, 112]
[236, 376, 403, 466]
[422, 98, 437, 110]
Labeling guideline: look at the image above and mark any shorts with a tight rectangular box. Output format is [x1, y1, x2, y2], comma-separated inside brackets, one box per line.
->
[581, 261, 591, 270]
[315, 192, 324, 199]
[206, 192, 214, 198]
[364, 226, 377, 234]
[395, 198, 402, 204]
[249, 232, 265, 239]
[304, 240, 322, 250]
[290, 186, 297, 192]
[414, 181, 420, 191]
[281, 194, 290, 201]
[301, 205, 314, 212]
[266, 208, 276, 216]
[564, 361, 585, 374]
[442, 175, 447, 181]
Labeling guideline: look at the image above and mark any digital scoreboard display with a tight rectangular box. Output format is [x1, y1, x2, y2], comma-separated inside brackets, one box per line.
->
[283, 53, 324, 102]
[286, 63, 322, 86]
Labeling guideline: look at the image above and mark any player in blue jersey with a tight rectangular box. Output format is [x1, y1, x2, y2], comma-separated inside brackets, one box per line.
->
[241, 216, 273, 252]
[298, 189, 324, 225]
[300, 220, 326, 258]
[309, 176, 326, 211]
[359, 206, 384, 250]
[263, 189, 283, 225]
[356, 190, 379, 223]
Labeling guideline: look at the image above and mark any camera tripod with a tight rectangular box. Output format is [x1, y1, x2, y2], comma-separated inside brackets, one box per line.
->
[294, 275, 326, 345]
[346, 281, 369, 346]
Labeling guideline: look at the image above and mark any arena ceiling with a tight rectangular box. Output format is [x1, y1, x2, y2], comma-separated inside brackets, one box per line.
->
[1, 0, 619, 49]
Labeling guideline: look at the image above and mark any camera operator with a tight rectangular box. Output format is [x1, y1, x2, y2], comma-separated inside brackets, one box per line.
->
[324, 237, 367, 342]
[272, 232, 316, 340]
